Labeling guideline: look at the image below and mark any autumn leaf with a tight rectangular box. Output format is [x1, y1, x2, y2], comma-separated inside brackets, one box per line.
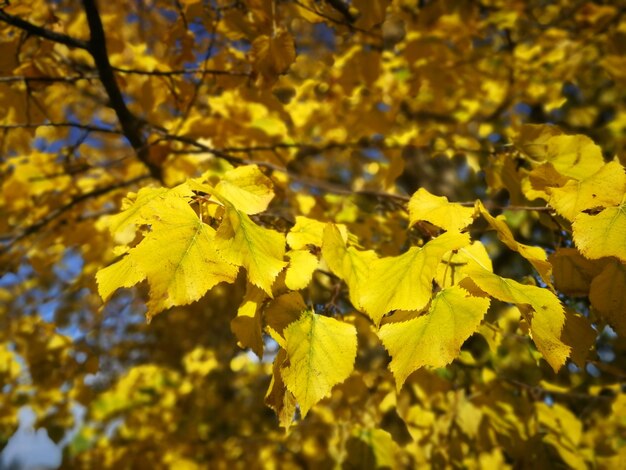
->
[549, 248, 607, 296]
[251, 29, 296, 84]
[265, 291, 307, 345]
[232, 283, 266, 357]
[281, 310, 357, 417]
[359, 231, 470, 325]
[548, 161, 626, 221]
[215, 207, 287, 295]
[572, 194, 626, 263]
[213, 165, 276, 215]
[102, 184, 193, 243]
[589, 261, 626, 336]
[265, 349, 297, 430]
[462, 267, 570, 372]
[478, 201, 552, 287]
[516, 125, 605, 179]
[436, 241, 493, 289]
[97, 195, 238, 318]
[408, 188, 476, 232]
[322, 224, 378, 314]
[379, 286, 490, 390]
[287, 216, 347, 249]
[284, 249, 318, 290]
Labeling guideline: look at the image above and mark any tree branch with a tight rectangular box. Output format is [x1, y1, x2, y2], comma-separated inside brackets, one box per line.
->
[82, 0, 162, 181]
[0, 9, 89, 49]
[0, 122, 120, 134]
[111, 66, 250, 77]
[0, 74, 99, 83]
[0, 175, 150, 252]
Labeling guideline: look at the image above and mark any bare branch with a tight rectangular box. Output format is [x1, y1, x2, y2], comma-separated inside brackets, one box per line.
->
[0, 122, 120, 134]
[0, 74, 99, 83]
[111, 66, 250, 77]
[0, 175, 150, 252]
[82, 0, 162, 181]
[0, 9, 89, 49]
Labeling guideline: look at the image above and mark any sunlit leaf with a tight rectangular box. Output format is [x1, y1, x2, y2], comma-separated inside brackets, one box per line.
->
[215, 208, 287, 295]
[322, 224, 378, 314]
[548, 161, 626, 221]
[461, 267, 570, 372]
[572, 195, 626, 263]
[379, 286, 489, 389]
[360, 231, 470, 325]
[478, 202, 552, 286]
[282, 310, 357, 417]
[408, 188, 476, 232]
[97, 196, 238, 318]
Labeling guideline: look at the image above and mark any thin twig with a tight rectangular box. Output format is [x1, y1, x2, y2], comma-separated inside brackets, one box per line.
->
[0, 122, 120, 133]
[0, 9, 89, 49]
[0, 175, 150, 252]
[0, 74, 99, 83]
[111, 66, 249, 77]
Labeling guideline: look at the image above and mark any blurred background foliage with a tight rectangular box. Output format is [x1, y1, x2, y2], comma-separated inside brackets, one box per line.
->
[1, 0, 626, 468]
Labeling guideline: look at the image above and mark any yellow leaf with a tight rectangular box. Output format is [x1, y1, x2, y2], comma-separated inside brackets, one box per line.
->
[265, 292, 307, 346]
[265, 349, 297, 429]
[353, 0, 391, 29]
[408, 188, 476, 232]
[251, 29, 296, 85]
[103, 184, 193, 243]
[516, 125, 604, 179]
[562, 309, 596, 368]
[288, 216, 346, 249]
[436, 241, 493, 289]
[549, 248, 607, 296]
[346, 428, 397, 469]
[548, 161, 626, 220]
[96, 252, 145, 302]
[379, 286, 489, 390]
[462, 267, 569, 371]
[231, 283, 266, 357]
[97, 197, 238, 318]
[589, 261, 626, 336]
[213, 165, 275, 214]
[360, 231, 470, 325]
[524, 163, 570, 201]
[322, 224, 378, 313]
[281, 310, 357, 417]
[478, 202, 552, 287]
[284, 250, 318, 290]
[572, 194, 626, 262]
[215, 208, 287, 295]
[544, 134, 604, 179]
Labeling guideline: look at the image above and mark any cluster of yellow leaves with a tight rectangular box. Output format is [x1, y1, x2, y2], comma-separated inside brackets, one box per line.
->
[516, 124, 626, 337]
[95, 148, 611, 418]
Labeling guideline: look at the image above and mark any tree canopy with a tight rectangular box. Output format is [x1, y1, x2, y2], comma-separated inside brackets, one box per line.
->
[1, 0, 626, 468]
